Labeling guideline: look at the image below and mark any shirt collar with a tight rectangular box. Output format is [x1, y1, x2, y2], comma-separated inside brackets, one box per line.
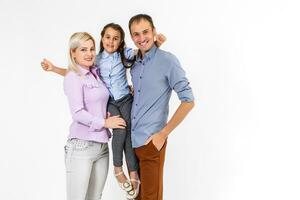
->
[101, 50, 119, 59]
[77, 65, 97, 75]
[136, 45, 158, 63]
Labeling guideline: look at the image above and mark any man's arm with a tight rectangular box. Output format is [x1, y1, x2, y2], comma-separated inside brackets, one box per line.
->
[145, 101, 195, 150]
[41, 58, 67, 76]
[145, 54, 195, 150]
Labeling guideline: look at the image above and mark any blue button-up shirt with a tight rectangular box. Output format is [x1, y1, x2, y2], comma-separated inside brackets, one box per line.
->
[96, 48, 134, 100]
[130, 45, 194, 148]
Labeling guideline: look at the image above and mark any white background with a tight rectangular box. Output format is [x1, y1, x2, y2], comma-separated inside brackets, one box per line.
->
[0, 0, 300, 199]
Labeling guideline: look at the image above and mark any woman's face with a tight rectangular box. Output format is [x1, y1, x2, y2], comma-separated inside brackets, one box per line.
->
[101, 27, 122, 54]
[72, 39, 95, 68]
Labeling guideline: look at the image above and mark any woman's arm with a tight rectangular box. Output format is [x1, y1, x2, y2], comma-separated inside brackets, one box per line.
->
[41, 58, 67, 76]
[64, 73, 126, 130]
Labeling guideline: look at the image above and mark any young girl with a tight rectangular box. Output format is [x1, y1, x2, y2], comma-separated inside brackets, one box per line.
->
[41, 23, 165, 199]
[62, 32, 126, 200]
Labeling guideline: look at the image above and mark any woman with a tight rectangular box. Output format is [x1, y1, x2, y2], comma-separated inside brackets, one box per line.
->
[63, 32, 126, 200]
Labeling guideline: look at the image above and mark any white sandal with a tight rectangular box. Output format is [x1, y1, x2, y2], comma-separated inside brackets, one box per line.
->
[114, 171, 133, 192]
[126, 179, 141, 199]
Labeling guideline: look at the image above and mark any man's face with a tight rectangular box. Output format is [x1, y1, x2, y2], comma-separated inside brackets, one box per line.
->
[130, 19, 156, 54]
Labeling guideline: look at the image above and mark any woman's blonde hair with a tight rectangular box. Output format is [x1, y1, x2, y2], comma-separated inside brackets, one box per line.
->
[68, 32, 96, 74]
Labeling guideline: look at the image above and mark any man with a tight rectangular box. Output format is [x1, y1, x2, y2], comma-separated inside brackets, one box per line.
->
[128, 14, 195, 200]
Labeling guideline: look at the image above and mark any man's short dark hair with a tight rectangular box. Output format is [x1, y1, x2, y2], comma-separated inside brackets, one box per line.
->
[128, 14, 155, 34]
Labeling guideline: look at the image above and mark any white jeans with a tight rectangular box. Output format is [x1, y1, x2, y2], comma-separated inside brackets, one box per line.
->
[64, 139, 109, 200]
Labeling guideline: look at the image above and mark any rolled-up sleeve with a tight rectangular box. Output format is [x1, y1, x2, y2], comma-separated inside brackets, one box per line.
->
[63, 73, 105, 131]
[167, 56, 194, 102]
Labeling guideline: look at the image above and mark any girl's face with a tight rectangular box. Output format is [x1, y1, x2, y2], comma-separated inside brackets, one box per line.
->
[101, 27, 122, 54]
[72, 39, 95, 68]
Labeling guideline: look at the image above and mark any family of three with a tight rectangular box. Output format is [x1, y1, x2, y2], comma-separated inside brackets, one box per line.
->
[41, 14, 194, 200]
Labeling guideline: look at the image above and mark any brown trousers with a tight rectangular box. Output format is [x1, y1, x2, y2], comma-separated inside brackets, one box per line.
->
[134, 140, 167, 200]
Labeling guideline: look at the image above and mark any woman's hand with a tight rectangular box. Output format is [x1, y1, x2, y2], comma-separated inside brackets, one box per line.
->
[104, 115, 126, 129]
[41, 58, 54, 72]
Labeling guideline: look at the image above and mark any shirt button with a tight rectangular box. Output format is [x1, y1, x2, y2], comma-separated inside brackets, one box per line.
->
[135, 104, 138, 106]
[138, 90, 140, 92]
[133, 117, 136, 119]
[140, 76, 142, 79]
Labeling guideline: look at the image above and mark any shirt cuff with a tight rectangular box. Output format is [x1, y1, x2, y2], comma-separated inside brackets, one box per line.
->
[178, 89, 195, 102]
[88, 117, 105, 131]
